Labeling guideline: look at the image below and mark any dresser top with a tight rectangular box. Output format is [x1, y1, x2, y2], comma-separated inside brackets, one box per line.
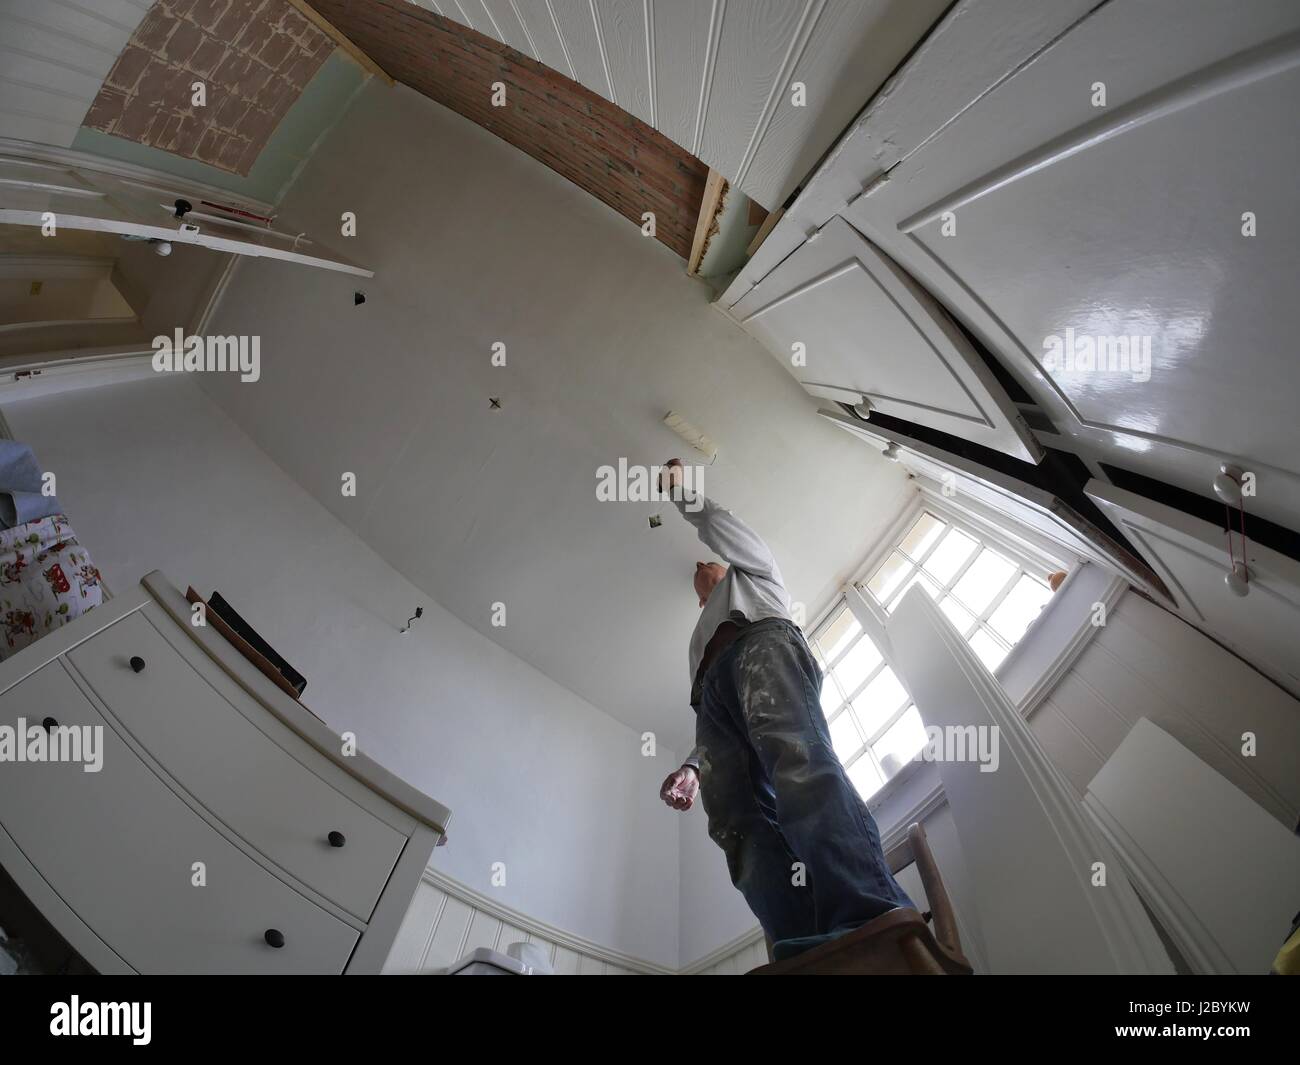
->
[141, 571, 452, 837]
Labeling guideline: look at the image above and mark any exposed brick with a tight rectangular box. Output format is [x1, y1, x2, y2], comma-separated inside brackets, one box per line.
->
[80, 0, 327, 174]
[234, 137, 264, 175]
[83, 87, 129, 131]
[235, 14, 275, 56]
[257, 74, 292, 114]
[235, 106, 275, 141]
[243, 61, 277, 98]
[189, 34, 226, 78]
[309, 0, 707, 257]
[172, 112, 207, 154]
[162, 19, 203, 64]
[152, 111, 185, 150]
[194, 126, 229, 165]
[105, 46, 152, 93]
[279, 50, 325, 90]
[114, 97, 160, 141]
[218, 132, 250, 170]
[258, 30, 293, 71]
[213, 93, 248, 130]
[191, 0, 233, 32]
[212, 0, 263, 42]
[134, 10, 174, 52]
[134, 57, 179, 105]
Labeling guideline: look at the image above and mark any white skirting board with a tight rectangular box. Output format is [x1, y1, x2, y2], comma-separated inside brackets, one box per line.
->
[887, 587, 1174, 974]
[1084, 718, 1300, 974]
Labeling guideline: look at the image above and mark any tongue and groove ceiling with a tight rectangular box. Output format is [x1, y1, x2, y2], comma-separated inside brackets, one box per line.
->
[311, 0, 710, 258]
[310, 0, 951, 222]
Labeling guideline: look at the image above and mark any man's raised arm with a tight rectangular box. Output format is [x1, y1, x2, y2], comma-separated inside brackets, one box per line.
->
[662, 462, 779, 581]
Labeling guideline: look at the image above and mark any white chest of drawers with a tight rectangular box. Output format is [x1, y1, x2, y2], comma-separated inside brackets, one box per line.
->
[0, 571, 451, 974]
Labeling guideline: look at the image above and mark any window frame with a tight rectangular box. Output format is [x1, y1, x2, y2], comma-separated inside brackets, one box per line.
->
[866, 511, 1056, 668]
[803, 494, 1076, 810]
[809, 595, 915, 804]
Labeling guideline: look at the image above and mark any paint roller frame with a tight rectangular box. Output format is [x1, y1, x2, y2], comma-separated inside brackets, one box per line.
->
[662, 410, 718, 465]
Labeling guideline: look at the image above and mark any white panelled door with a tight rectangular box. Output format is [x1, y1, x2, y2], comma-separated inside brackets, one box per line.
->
[1086, 480, 1300, 702]
[831, 0, 1300, 529]
[729, 216, 1041, 461]
[0, 156, 373, 277]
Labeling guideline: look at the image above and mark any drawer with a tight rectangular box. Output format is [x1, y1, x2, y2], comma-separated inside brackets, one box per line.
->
[0, 662, 358, 973]
[67, 611, 406, 920]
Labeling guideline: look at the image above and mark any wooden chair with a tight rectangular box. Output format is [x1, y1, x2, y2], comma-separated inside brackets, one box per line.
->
[747, 822, 974, 974]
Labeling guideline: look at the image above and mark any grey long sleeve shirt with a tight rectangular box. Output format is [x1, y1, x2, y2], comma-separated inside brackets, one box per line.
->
[674, 489, 793, 770]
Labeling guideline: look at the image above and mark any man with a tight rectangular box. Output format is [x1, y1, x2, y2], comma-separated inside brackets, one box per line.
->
[656, 459, 912, 957]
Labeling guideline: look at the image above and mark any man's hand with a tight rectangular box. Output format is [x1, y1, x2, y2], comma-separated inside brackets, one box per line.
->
[659, 458, 685, 496]
[659, 765, 699, 811]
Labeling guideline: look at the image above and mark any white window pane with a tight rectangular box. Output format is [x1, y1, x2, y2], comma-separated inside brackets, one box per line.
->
[866, 551, 912, 604]
[938, 594, 977, 637]
[872, 706, 928, 779]
[898, 512, 945, 561]
[831, 633, 883, 696]
[847, 752, 884, 800]
[886, 571, 941, 615]
[817, 606, 861, 663]
[968, 628, 1010, 672]
[819, 673, 843, 716]
[921, 528, 979, 584]
[852, 667, 909, 736]
[987, 574, 1053, 644]
[950, 549, 1017, 615]
[828, 708, 863, 761]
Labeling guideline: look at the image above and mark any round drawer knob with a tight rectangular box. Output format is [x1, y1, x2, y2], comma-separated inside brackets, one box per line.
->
[327, 831, 347, 848]
[264, 928, 285, 949]
[42, 716, 58, 732]
[129, 656, 146, 673]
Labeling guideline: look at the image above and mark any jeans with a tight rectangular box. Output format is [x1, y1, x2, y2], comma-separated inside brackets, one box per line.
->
[695, 618, 913, 945]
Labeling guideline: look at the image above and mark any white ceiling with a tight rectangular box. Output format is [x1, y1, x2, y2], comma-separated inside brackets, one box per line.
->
[203, 82, 913, 755]
[409, 0, 949, 209]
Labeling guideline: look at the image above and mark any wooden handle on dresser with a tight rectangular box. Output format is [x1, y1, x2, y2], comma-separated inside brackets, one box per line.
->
[129, 656, 146, 673]
[264, 929, 285, 949]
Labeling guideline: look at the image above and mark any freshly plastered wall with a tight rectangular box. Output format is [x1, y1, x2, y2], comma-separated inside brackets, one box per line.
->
[0, 376, 681, 968]
[188, 80, 910, 968]
[196, 80, 913, 767]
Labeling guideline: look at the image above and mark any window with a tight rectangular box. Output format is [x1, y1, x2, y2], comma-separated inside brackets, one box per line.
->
[809, 507, 1062, 805]
[863, 510, 1054, 673]
[810, 603, 924, 802]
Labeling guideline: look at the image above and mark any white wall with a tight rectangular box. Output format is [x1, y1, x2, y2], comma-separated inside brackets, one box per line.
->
[1, 375, 682, 968]
[197, 81, 912, 762]
[1028, 589, 1300, 828]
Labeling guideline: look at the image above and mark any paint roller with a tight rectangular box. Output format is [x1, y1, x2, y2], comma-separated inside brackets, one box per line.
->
[662, 410, 718, 465]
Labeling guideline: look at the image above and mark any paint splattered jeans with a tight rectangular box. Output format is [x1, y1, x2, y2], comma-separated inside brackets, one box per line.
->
[695, 618, 913, 945]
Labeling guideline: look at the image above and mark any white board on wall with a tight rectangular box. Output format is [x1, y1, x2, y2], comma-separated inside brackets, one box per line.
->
[1085, 718, 1300, 974]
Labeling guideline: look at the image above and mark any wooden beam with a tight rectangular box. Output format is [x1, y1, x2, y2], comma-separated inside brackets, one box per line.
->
[687, 169, 728, 276]
[285, 0, 395, 85]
